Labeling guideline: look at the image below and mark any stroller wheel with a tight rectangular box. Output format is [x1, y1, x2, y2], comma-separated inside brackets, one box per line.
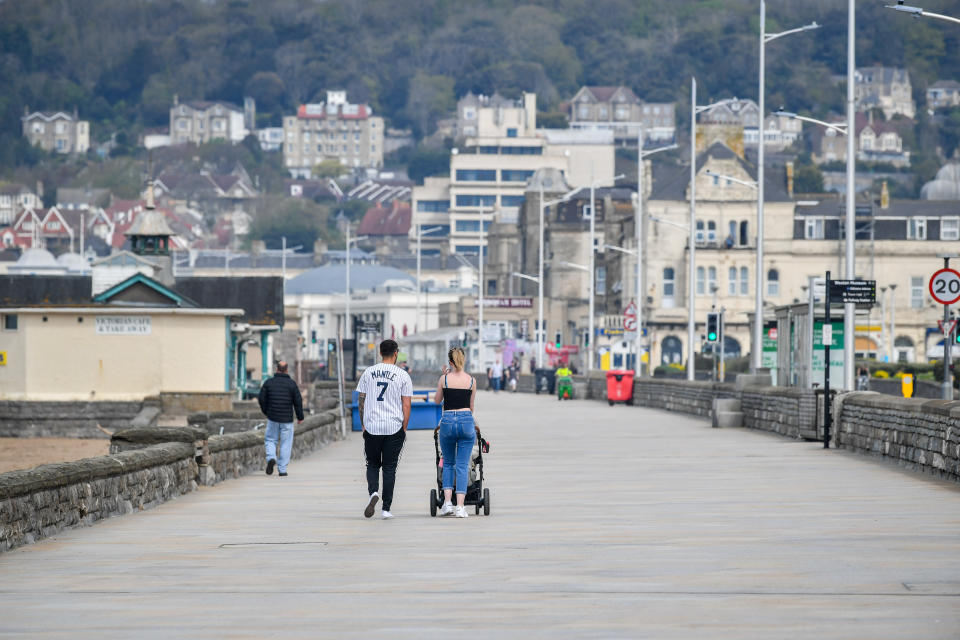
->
[483, 488, 490, 516]
[430, 489, 437, 517]
[475, 503, 480, 515]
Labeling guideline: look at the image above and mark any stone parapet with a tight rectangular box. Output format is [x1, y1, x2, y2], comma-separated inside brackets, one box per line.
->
[837, 392, 960, 482]
[0, 400, 146, 438]
[1, 407, 344, 553]
[0, 443, 198, 552]
[740, 387, 818, 439]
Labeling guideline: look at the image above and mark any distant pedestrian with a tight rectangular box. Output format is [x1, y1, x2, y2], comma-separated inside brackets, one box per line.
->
[258, 361, 304, 477]
[491, 360, 503, 393]
[357, 339, 413, 520]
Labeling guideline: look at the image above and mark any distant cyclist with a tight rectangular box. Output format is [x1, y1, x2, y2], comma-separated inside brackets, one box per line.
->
[357, 339, 412, 520]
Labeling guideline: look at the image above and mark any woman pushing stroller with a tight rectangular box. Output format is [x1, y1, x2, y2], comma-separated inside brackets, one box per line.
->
[434, 347, 477, 518]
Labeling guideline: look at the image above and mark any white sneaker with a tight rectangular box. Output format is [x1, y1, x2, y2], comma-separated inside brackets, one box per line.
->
[455, 506, 468, 518]
[439, 502, 455, 516]
[364, 492, 379, 518]
[381, 510, 394, 519]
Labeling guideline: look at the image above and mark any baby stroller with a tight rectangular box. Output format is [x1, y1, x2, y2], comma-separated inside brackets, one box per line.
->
[430, 428, 491, 516]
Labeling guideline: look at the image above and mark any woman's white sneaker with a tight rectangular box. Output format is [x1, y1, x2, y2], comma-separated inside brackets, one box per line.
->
[455, 506, 468, 518]
[439, 502, 455, 516]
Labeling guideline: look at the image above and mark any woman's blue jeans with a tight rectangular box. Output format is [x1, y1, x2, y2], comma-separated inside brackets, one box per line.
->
[439, 411, 476, 495]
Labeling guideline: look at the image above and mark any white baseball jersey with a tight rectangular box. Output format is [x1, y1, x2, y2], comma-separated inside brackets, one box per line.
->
[357, 363, 413, 435]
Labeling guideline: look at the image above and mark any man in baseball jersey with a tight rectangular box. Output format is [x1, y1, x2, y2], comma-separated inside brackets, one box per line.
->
[357, 339, 412, 519]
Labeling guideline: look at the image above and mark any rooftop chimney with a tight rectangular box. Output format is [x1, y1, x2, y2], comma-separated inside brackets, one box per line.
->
[786, 162, 794, 198]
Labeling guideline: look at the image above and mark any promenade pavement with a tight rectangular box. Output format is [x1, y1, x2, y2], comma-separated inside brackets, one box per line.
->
[1, 392, 959, 639]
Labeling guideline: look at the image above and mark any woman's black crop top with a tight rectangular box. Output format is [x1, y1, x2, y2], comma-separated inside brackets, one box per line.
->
[442, 375, 473, 411]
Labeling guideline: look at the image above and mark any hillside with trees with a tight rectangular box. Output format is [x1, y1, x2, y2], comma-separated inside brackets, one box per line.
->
[1, 0, 958, 176]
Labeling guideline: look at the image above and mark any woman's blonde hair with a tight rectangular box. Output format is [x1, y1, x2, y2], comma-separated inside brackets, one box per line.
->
[448, 347, 466, 372]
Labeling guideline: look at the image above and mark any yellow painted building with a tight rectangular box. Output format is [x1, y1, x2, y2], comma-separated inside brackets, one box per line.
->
[0, 307, 238, 401]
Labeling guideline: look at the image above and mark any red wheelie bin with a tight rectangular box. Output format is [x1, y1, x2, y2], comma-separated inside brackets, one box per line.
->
[606, 370, 634, 406]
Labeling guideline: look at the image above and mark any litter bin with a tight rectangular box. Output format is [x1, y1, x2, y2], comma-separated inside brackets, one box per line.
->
[606, 370, 635, 406]
[534, 368, 555, 395]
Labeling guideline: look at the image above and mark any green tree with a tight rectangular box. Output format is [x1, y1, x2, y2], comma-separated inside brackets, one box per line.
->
[313, 158, 346, 179]
[249, 197, 332, 251]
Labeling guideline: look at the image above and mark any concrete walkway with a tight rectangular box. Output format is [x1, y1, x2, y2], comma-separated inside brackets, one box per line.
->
[1, 393, 959, 639]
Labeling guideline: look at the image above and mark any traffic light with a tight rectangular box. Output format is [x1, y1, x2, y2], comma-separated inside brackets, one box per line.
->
[311, 330, 317, 344]
[555, 331, 562, 349]
[706, 312, 719, 343]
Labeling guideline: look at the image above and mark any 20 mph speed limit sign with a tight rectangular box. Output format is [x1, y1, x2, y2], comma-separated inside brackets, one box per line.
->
[929, 268, 960, 305]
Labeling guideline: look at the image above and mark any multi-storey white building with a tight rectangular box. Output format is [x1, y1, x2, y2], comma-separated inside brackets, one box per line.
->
[411, 92, 615, 256]
[282, 91, 384, 177]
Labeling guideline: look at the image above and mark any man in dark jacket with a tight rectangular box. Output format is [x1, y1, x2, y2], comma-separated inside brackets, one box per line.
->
[257, 361, 304, 477]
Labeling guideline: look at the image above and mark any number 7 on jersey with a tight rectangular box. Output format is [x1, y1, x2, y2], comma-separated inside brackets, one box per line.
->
[376, 381, 388, 401]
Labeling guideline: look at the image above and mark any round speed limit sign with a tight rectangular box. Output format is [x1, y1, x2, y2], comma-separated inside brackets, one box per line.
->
[929, 267, 960, 305]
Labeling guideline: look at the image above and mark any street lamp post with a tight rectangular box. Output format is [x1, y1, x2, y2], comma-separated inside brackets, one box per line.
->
[538, 185, 579, 370]
[586, 173, 625, 372]
[690, 85, 743, 381]
[885, 2, 960, 24]
[845, 0, 856, 391]
[757, 4, 820, 374]
[635, 126, 678, 377]
[416, 225, 443, 334]
[344, 225, 369, 343]
[477, 206, 492, 374]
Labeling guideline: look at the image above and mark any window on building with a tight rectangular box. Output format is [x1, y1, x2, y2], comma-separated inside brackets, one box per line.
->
[455, 194, 496, 208]
[907, 218, 927, 240]
[805, 217, 824, 239]
[739, 266, 748, 295]
[3, 314, 17, 331]
[214, 119, 224, 131]
[501, 195, 525, 207]
[303, 132, 311, 142]
[463, 107, 476, 120]
[579, 105, 590, 119]
[663, 268, 676, 300]
[501, 170, 534, 182]
[506, 128, 518, 138]
[417, 200, 449, 213]
[596, 266, 606, 294]
[354, 132, 360, 141]
[695, 220, 705, 243]
[728, 221, 737, 245]
[740, 221, 749, 245]
[55, 122, 66, 134]
[708, 266, 717, 293]
[910, 276, 924, 308]
[454, 244, 486, 256]
[767, 269, 779, 296]
[697, 266, 706, 295]
[487, 279, 497, 295]
[198, 121, 204, 130]
[707, 221, 717, 243]
[55, 139, 66, 151]
[317, 314, 325, 325]
[501, 146, 542, 155]
[456, 169, 497, 182]
[454, 220, 491, 233]
[728, 267, 738, 295]
[942, 218, 959, 241]
[48, 221, 60, 230]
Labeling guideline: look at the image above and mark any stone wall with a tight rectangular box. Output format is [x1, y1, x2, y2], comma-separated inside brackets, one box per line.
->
[837, 393, 960, 482]
[159, 391, 233, 415]
[0, 402, 345, 553]
[0, 443, 198, 552]
[205, 410, 341, 484]
[740, 387, 818, 439]
[0, 400, 147, 438]
[632, 379, 737, 418]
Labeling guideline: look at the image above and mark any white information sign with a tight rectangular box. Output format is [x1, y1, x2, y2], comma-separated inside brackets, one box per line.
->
[96, 316, 151, 335]
[821, 324, 833, 346]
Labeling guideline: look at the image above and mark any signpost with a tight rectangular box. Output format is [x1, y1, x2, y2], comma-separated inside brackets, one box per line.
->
[623, 301, 637, 332]
[820, 275, 877, 447]
[930, 261, 960, 400]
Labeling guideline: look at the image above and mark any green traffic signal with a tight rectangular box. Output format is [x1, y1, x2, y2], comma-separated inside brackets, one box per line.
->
[707, 330, 718, 341]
